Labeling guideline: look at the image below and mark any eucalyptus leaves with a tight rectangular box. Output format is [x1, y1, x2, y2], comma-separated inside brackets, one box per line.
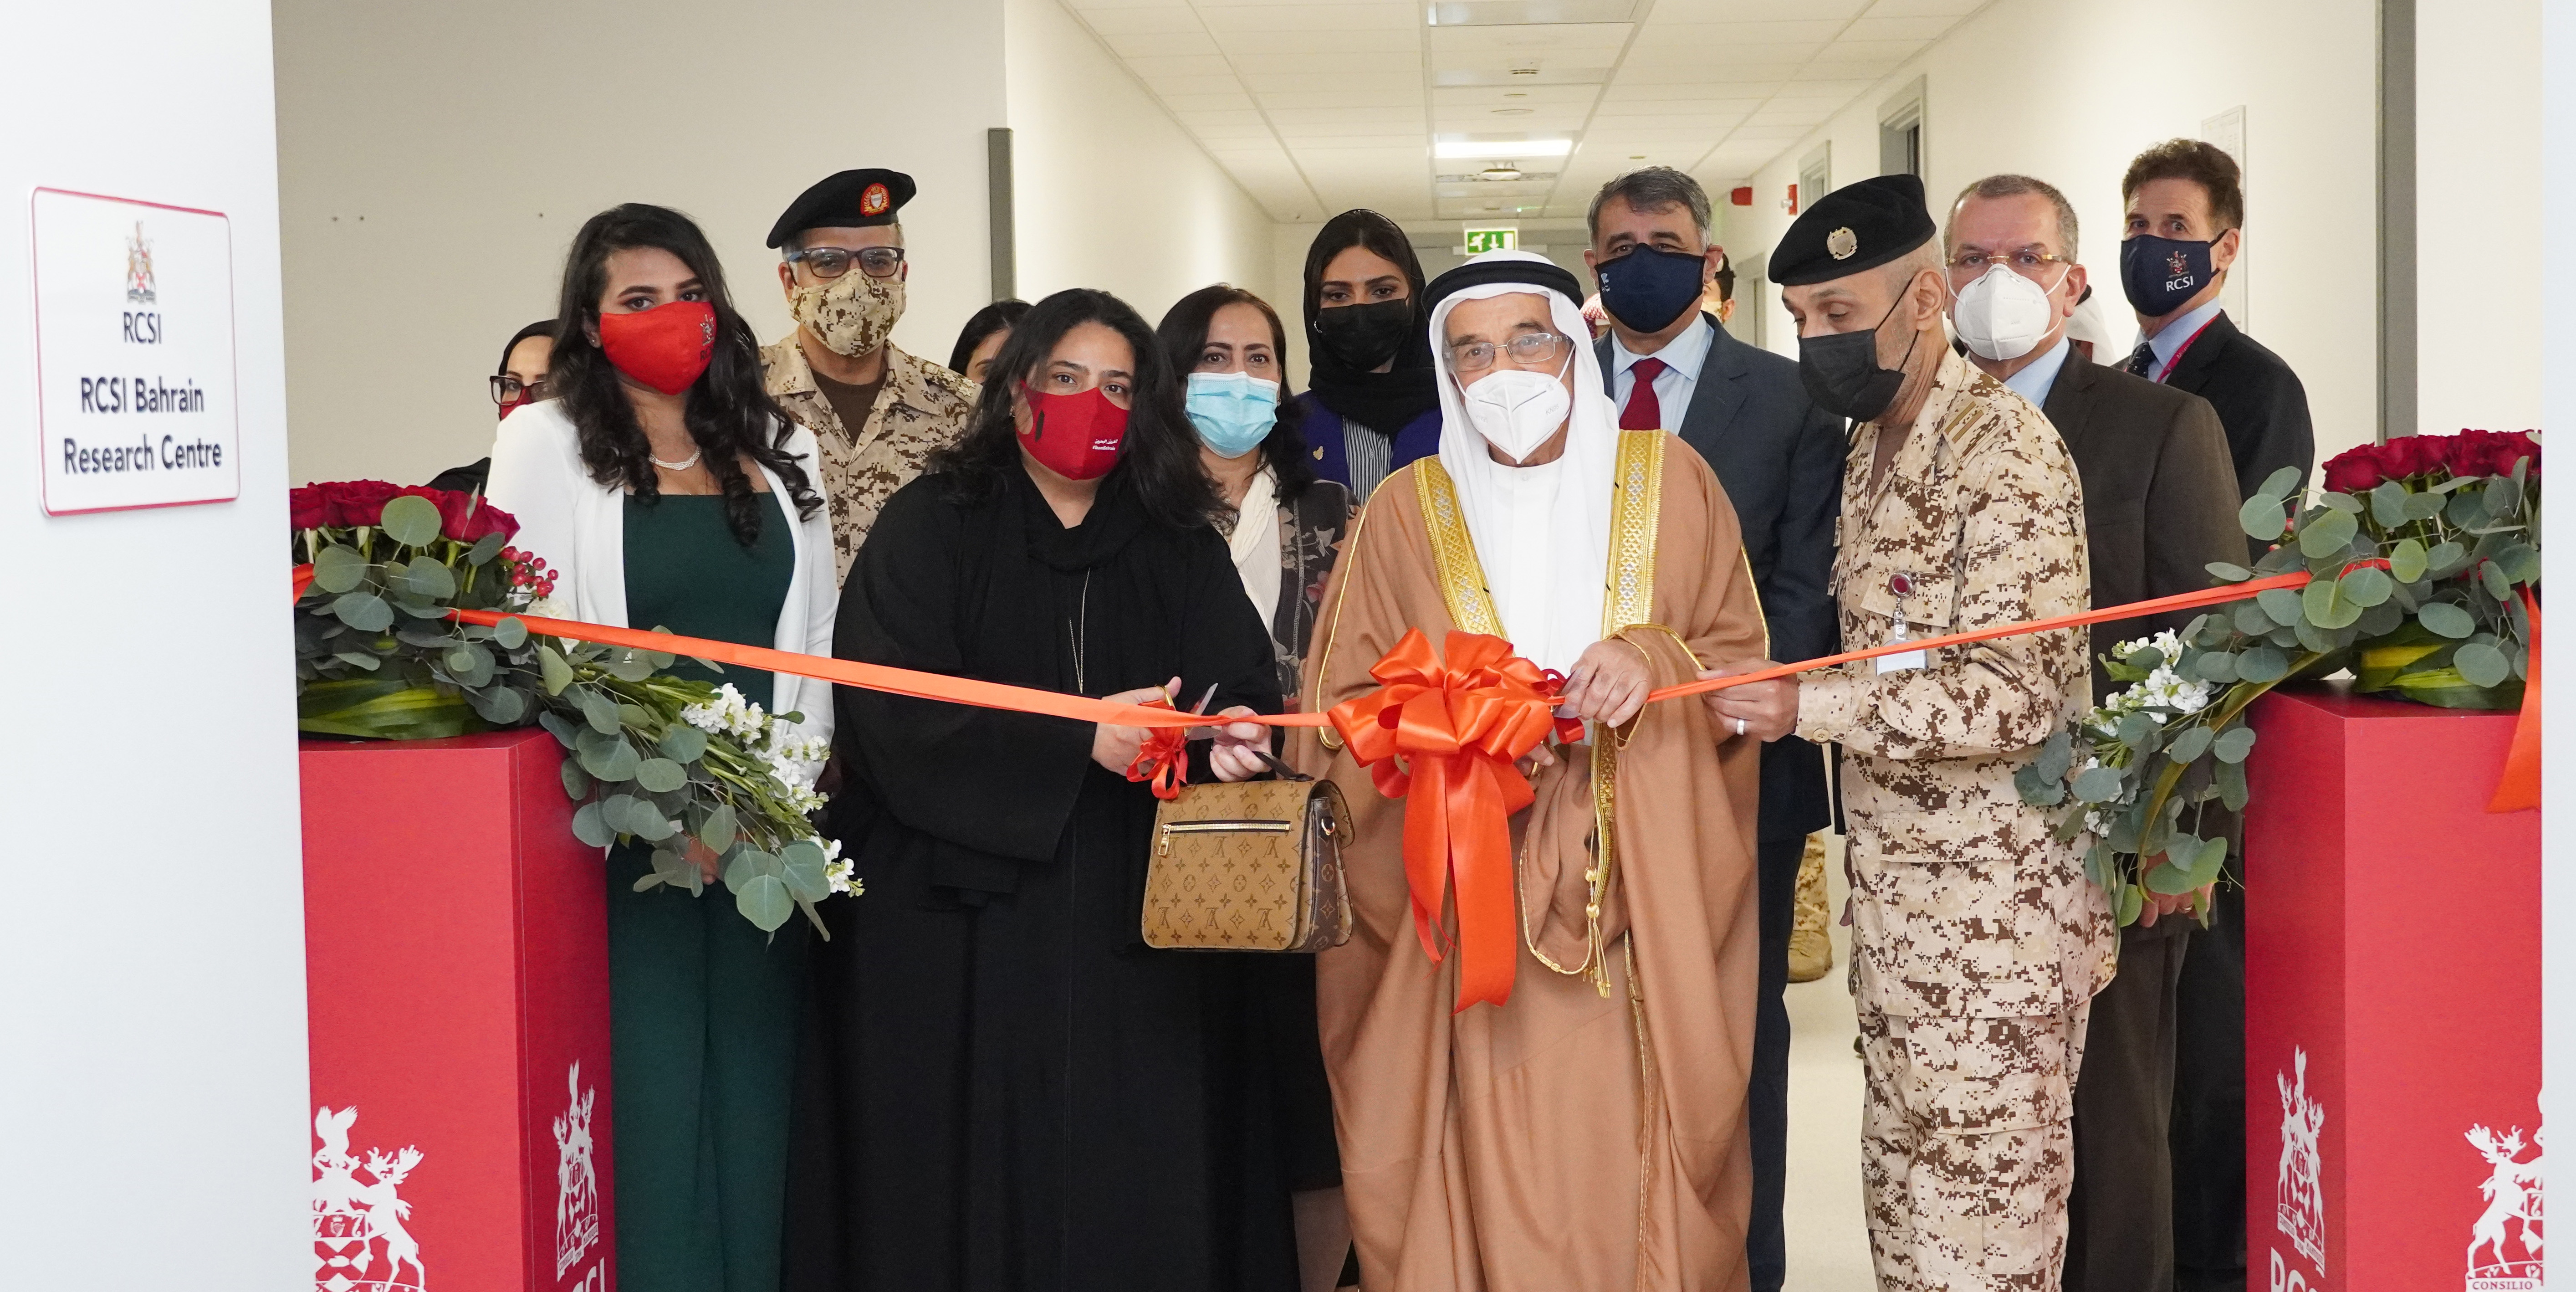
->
[2017, 430, 2540, 925]
[291, 480, 854, 934]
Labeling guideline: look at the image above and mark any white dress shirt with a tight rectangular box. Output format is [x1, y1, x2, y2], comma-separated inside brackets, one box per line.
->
[1607, 315, 1715, 428]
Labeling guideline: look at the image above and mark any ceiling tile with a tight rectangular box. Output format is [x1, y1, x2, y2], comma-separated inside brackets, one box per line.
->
[1425, 21, 1634, 52]
[1124, 53, 1235, 77]
[1842, 14, 1963, 40]
[1102, 30, 1221, 57]
[1635, 17, 1845, 41]
[1211, 28, 1422, 54]
[1745, 101, 1835, 126]
[1196, 4, 1418, 32]
[1859, 0, 1985, 15]
[1237, 71, 1421, 93]
[1257, 88, 1424, 109]
[1432, 83, 1600, 106]
[1267, 105, 1427, 127]
[1159, 91, 1260, 111]
[1227, 49, 1421, 75]
[1148, 74, 1254, 97]
[1075, 7, 1204, 35]
[1719, 123, 1815, 143]
[1176, 108, 1274, 132]
[1814, 38, 1926, 62]
[1642, 0, 1871, 19]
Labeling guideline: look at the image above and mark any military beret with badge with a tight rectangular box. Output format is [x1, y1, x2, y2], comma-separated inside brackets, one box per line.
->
[1769, 173, 1937, 287]
[767, 168, 916, 248]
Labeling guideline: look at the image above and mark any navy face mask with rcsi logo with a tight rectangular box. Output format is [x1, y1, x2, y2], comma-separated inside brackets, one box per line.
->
[2120, 234, 2215, 318]
[1595, 243, 1708, 334]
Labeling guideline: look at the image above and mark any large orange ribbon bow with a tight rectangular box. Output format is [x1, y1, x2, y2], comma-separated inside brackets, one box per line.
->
[1124, 697, 1190, 801]
[1327, 629, 1562, 1012]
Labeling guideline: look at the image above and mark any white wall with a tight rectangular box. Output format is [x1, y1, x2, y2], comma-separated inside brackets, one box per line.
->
[1006, 0, 1282, 332]
[2418, 0, 2543, 436]
[1715, 0, 2380, 468]
[273, 0, 1009, 487]
[0, 3, 312, 1285]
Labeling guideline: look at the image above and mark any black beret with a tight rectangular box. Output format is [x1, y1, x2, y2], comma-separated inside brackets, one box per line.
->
[1422, 255, 1586, 316]
[766, 169, 915, 248]
[1770, 174, 1936, 287]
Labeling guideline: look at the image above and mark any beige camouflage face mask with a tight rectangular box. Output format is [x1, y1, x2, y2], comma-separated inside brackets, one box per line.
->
[791, 269, 905, 359]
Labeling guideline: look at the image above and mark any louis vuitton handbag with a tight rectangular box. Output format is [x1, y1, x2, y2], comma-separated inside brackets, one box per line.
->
[1142, 774, 1352, 953]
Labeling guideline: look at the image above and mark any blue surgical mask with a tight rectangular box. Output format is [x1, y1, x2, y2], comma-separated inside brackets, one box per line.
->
[2120, 234, 2216, 318]
[1594, 243, 1709, 334]
[1184, 371, 1280, 458]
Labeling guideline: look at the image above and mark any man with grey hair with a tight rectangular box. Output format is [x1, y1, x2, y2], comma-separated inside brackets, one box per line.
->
[1944, 174, 2243, 1292]
[1584, 164, 1843, 1292]
[1710, 173, 2114, 1290]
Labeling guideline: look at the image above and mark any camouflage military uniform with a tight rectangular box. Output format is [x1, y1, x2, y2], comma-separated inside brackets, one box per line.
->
[761, 334, 976, 582]
[1794, 348, 2116, 1290]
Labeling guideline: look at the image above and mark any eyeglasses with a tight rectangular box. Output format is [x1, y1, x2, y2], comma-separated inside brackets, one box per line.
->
[1947, 248, 2072, 279]
[783, 245, 906, 280]
[1445, 331, 1572, 375]
[490, 375, 552, 405]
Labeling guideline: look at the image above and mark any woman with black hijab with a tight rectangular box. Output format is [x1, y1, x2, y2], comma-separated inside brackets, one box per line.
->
[1291, 209, 1442, 501]
[785, 288, 1297, 1292]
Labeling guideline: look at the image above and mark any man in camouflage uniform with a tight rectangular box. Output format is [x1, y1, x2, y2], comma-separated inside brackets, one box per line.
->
[762, 168, 976, 581]
[1710, 174, 2116, 1289]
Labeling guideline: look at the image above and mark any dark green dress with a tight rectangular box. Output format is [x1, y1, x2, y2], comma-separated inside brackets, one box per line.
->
[610, 490, 803, 1292]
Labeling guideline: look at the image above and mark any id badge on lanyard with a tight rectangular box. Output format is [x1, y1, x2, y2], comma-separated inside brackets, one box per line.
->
[1876, 572, 1927, 674]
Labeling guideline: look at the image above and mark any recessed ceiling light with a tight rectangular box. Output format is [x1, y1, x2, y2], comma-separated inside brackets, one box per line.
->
[1503, 92, 1528, 98]
[1435, 138, 1573, 159]
[1481, 162, 1525, 180]
[1492, 108, 1534, 115]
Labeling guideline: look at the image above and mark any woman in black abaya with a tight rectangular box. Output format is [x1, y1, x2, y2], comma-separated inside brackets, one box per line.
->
[784, 289, 1296, 1292]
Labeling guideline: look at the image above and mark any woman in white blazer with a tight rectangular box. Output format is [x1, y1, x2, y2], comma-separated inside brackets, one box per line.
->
[484, 203, 833, 1292]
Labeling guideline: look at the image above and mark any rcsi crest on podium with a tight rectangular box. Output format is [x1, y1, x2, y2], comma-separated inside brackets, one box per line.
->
[312, 1106, 428, 1292]
[553, 1063, 601, 1280]
[2275, 1049, 2326, 1272]
[2465, 1118, 2543, 1291]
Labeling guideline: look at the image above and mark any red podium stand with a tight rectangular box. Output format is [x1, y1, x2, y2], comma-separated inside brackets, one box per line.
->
[302, 729, 615, 1292]
[2244, 683, 2539, 1292]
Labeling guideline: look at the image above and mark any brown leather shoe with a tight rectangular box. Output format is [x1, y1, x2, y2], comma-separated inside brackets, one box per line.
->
[1787, 833, 1834, 984]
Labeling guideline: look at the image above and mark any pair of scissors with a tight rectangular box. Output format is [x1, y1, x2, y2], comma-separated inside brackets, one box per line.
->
[1178, 682, 1298, 779]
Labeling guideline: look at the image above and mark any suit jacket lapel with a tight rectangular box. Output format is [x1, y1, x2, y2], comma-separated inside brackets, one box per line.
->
[2162, 310, 2235, 395]
[1681, 314, 1748, 445]
[2040, 347, 2097, 450]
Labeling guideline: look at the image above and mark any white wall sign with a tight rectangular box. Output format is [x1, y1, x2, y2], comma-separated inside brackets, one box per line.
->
[31, 188, 239, 514]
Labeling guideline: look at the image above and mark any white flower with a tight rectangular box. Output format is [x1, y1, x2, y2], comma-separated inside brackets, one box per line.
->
[820, 838, 859, 896]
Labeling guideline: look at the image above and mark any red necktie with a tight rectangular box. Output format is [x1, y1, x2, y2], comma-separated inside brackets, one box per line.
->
[1619, 357, 1666, 430]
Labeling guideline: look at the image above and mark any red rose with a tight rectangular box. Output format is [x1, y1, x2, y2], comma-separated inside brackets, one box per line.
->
[434, 488, 520, 543]
[2375, 436, 2439, 482]
[289, 485, 326, 530]
[317, 479, 401, 528]
[2463, 430, 2540, 479]
[2320, 444, 2382, 494]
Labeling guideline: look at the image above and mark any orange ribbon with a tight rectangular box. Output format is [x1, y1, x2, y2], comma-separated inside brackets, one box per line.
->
[1124, 698, 1190, 801]
[1324, 630, 1560, 1012]
[2489, 590, 2542, 813]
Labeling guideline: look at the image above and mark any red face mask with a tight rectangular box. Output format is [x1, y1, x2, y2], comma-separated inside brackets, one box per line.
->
[1018, 384, 1130, 481]
[596, 300, 716, 395]
[496, 393, 530, 421]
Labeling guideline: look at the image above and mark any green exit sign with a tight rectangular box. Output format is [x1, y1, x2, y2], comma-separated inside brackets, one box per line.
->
[1463, 226, 1518, 253]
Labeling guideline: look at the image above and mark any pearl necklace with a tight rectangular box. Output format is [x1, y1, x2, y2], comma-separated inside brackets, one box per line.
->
[649, 447, 703, 472]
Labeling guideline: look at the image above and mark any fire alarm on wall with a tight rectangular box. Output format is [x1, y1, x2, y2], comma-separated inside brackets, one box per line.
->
[1783, 184, 1799, 215]
[1729, 186, 1752, 206]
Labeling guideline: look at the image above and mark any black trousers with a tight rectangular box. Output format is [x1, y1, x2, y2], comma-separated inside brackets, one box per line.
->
[1747, 832, 1804, 1292]
[2064, 917, 2190, 1292]
[2172, 882, 2247, 1292]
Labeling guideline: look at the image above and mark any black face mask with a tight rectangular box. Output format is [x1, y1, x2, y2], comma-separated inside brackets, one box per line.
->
[1798, 297, 1919, 423]
[1311, 298, 1413, 372]
[2120, 234, 2217, 318]
[1595, 243, 1708, 334]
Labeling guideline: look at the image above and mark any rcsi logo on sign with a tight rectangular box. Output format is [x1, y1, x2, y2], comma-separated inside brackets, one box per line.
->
[31, 188, 238, 514]
[1463, 226, 1518, 254]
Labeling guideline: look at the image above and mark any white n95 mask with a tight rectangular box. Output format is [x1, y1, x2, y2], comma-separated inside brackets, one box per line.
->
[1459, 356, 1573, 463]
[1950, 264, 2066, 363]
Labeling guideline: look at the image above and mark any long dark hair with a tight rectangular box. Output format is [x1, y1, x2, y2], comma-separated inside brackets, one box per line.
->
[497, 319, 555, 375]
[549, 203, 818, 545]
[1155, 284, 1317, 504]
[1300, 208, 1432, 369]
[928, 288, 1221, 528]
[947, 298, 1030, 376]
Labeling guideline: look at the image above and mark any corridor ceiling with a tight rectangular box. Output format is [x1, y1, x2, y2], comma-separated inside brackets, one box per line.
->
[1061, 0, 1991, 226]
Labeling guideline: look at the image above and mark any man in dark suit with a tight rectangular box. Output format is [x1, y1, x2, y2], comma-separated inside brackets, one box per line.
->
[1584, 166, 1843, 1292]
[2118, 139, 2313, 1292]
[1942, 173, 2244, 1292]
